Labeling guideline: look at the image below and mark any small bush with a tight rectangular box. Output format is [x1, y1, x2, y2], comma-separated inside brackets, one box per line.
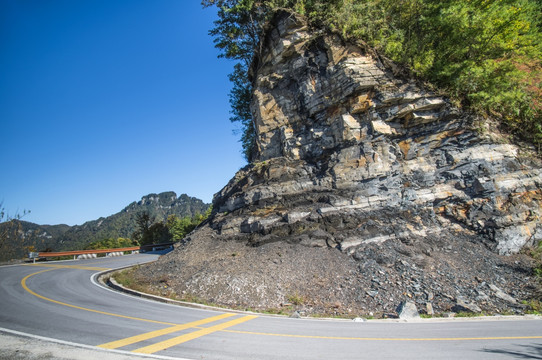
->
[287, 292, 305, 305]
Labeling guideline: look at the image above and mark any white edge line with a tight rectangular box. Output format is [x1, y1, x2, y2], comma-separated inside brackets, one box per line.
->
[0, 326, 194, 360]
[89, 263, 247, 317]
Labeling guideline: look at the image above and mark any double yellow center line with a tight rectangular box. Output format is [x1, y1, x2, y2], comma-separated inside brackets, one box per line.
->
[20, 264, 542, 356]
[98, 313, 258, 354]
[22, 266, 259, 354]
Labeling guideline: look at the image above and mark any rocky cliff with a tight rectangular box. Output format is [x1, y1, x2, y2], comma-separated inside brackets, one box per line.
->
[136, 11, 542, 317]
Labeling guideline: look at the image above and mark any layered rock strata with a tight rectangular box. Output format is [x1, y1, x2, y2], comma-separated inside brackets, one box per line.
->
[138, 11, 541, 316]
[212, 11, 542, 256]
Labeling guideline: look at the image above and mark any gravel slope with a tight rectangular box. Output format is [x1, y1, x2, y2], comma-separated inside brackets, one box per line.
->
[132, 224, 538, 318]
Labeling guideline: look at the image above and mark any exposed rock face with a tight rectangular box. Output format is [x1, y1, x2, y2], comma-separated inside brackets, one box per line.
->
[212, 11, 542, 256]
[137, 11, 541, 317]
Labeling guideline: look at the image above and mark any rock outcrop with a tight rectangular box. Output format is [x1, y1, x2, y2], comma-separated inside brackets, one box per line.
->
[211, 11, 542, 255]
[136, 11, 541, 317]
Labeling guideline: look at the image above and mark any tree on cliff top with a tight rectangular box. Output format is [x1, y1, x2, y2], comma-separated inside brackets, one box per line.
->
[203, 0, 542, 153]
[202, 1, 340, 161]
[202, 0, 261, 162]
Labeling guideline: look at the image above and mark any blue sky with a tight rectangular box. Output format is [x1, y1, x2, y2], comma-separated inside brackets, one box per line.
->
[0, 0, 246, 225]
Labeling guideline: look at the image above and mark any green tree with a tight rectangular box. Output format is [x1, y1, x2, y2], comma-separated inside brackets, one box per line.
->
[132, 211, 154, 245]
[344, 0, 542, 146]
[146, 222, 172, 245]
[85, 237, 138, 250]
[202, 0, 269, 161]
[0, 203, 33, 261]
[166, 206, 213, 242]
[167, 215, 192, 242]
[229, 62, 256, 161]
[132, 211, 176, 246]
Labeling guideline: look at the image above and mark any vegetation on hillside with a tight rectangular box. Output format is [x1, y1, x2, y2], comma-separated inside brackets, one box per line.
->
[0, 204, 37, 262]
[58, 192, 209, 250]
[203, 0, 542, 160]
[167, 207, 212, 242]
[132, 212, 173, 245]
[84, 237, 139, 250]
[0, 193, 210, 261]
[132, 207, 212, 246]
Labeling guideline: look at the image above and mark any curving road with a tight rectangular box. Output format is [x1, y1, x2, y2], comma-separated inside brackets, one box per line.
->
[1, 254, 541, 359]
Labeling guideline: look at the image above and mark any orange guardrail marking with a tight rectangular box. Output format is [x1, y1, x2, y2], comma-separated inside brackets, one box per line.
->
[38, 246, 140, 257]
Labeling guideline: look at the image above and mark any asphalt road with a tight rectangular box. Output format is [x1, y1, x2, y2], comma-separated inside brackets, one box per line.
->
[1, 254, 541, 360]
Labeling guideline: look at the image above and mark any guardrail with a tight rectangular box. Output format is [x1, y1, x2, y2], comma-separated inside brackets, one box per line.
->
[30, 247, 141, 261]
[139, 242, 174, 253]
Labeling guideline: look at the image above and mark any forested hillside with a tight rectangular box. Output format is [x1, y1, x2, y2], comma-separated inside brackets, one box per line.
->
[204, 0, 542, 159]
[62, 192, 209, 250]
[0, 192, 210, 262]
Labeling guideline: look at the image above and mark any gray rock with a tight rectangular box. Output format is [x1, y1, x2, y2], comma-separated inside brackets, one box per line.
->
[285, 211, 311, 224]
[371, 120, 396, 135]
[396, 301, 420, 320]
[426, 302, 434, 316]
[495, 225, 537, 255]
[489, 284, 517, 304]
[289, 310, 301, 319]
[475, 291, 490, 302]
[453, 296, 482, 313]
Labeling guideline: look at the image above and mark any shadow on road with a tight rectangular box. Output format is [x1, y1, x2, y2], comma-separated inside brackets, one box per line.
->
[481, 344, 542, 359]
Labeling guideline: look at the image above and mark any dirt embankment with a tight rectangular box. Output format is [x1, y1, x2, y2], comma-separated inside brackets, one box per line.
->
[130, 225, 538, 318]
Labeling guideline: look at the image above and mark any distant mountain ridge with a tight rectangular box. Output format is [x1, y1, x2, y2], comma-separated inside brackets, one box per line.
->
[0, 192, 210, 261]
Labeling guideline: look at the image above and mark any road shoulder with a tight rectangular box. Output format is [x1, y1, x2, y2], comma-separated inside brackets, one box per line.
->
[0, 328, 186, 360]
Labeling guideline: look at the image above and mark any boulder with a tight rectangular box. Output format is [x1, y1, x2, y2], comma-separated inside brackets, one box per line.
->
[453, 296, 482, 313]
[396, 301, 420, 320]
[489, 284, 517, 305]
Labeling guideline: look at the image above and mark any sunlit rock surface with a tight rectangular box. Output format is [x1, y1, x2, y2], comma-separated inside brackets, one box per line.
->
[212, 11, 541, 256]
